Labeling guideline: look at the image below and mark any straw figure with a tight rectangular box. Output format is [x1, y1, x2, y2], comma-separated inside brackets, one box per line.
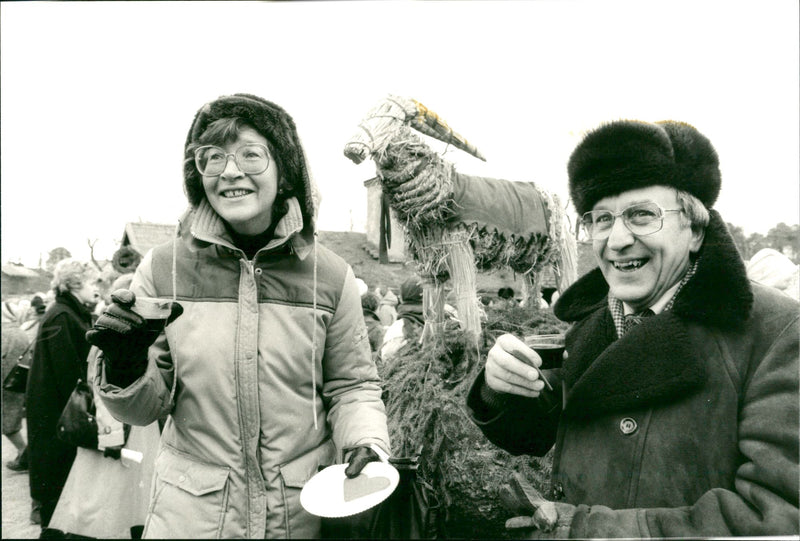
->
[344, 95, 577, 537]
[344, 95, 577, 349]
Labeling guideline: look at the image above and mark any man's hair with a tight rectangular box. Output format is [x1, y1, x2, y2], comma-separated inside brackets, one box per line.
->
[51, 259, 96, 294]
[675, 188, 710, 234]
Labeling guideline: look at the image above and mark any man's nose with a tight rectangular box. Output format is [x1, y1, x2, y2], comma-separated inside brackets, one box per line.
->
[220, 155, 244, 180]
[605, 216, 635, 250]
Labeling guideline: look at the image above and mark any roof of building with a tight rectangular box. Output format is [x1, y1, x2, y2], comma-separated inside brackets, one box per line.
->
[122, 222, 176, 256]
[1, 264, 42, 278]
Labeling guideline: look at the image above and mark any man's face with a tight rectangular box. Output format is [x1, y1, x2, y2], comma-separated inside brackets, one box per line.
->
[592, 185, 704, 312]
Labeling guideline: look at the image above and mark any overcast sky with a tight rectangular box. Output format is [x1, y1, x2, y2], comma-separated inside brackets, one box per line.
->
[2, 0, 798, 267]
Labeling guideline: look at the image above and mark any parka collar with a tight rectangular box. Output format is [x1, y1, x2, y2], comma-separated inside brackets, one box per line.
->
[186, 197, 314, 260]
[552, 210, 754, 420]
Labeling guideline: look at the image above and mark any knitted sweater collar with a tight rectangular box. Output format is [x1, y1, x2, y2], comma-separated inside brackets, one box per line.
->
[186, 197, 313, 260]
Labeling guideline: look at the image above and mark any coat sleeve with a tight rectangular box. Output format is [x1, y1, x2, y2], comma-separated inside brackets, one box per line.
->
[558, 313, 800, 538]
[95, 250, 175, 426]
[321, 266, 391, 456]
[466, 368, 563, 457]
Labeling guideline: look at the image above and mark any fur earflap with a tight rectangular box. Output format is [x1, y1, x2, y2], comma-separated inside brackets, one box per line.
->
[568, 120, 721, 215]
[183, 94, 317, 233]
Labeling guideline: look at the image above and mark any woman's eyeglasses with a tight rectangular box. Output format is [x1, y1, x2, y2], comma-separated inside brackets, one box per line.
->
[194, 144, 270, 176]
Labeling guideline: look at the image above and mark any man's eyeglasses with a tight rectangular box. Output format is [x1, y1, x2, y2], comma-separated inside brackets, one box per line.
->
[194, 144, 270, 176]
[580, 202, 683, 241]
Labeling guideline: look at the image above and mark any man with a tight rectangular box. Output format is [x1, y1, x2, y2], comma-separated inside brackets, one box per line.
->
[466, 120, 799, 537]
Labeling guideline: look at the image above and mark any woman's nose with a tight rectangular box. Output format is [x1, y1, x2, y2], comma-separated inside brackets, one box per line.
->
[220, 155, 244, 180]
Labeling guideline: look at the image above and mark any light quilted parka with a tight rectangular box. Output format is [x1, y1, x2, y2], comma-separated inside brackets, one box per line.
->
[96, 195, 390, 538]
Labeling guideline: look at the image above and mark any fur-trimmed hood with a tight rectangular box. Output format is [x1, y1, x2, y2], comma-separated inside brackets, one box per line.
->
[552, 210, 754, 420]
[182, 94, 321, 238]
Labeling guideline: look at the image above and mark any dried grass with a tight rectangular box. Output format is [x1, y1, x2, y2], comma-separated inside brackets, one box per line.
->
[377, 304, 569, 538]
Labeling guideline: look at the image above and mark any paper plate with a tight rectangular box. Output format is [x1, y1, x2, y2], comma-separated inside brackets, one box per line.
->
[300, 461, 399, 517]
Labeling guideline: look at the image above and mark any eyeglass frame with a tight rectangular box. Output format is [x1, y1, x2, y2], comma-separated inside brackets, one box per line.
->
[194, 143, 271, 176]
[580, 202, 683, 241]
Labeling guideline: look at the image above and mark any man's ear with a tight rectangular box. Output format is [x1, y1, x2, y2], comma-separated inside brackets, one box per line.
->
[689, 226, 705, 254]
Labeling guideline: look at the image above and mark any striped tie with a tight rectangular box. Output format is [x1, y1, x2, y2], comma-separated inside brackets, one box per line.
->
[623, 309, 654, 335]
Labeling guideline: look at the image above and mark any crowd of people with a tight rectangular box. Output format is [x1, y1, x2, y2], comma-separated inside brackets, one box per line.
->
[2, 94, 797, 539]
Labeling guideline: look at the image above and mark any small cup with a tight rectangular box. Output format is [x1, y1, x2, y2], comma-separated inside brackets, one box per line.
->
[523, 333, 566, 369]
[131, 297, 172, 332]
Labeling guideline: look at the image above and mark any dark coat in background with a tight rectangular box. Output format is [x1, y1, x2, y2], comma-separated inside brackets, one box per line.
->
[468, 212, 799, 537]
[26, 291, 93, 514]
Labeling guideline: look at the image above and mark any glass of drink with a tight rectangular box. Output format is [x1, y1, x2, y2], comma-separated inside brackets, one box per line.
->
[131, 297, 173, 332]
[523, 333, 566, 369]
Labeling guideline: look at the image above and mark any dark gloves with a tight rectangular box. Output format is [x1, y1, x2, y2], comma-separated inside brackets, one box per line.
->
[500, 472, 575, 538]
[86, 289, 183, 388]
[103, 446, 122, 460]
[344, 445, 383, 478]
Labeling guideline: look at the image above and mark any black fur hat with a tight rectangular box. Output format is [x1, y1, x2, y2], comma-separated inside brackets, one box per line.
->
[183, 93, 316, 230]
[567, 120, 721, 215]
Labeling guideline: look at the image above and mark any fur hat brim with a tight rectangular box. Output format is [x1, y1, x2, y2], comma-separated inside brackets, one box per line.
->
[568, 120, 721, 215]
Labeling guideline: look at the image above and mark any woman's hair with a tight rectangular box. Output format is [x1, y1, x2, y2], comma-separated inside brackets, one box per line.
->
[184, 117, 294, 212]
[51, 259, 96, 294]
[675, 188, 710, 234]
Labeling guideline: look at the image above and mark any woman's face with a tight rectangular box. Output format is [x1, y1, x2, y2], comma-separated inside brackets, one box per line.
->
[201, 127, 280, 235]
[72, 277, 100, 310]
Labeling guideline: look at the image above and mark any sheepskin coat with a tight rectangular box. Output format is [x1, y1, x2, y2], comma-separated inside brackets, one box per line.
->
[468, 211, 799, 537]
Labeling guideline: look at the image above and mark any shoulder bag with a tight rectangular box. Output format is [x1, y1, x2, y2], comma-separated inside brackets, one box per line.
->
[56, 379, 98, 449]
[2, 340, 34, 393]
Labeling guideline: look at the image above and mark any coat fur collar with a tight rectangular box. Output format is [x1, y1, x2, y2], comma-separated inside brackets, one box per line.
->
[552, 210, 753, 420]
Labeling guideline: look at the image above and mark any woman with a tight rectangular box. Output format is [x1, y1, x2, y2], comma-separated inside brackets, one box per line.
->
[49, 273, 159, 539]
[26, 258, 99, 535]
[89, 94, 390, 538]
[2, 300, 30, 472]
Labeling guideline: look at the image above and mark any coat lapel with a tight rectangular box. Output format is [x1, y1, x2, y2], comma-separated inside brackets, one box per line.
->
[553, 210, 752, 420]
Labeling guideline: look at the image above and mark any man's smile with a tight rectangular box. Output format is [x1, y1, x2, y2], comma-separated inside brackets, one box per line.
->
[611, 258, 649, 272]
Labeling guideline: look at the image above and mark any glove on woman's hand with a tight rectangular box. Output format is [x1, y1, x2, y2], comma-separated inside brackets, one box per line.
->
[103, 446, 122, 460]
[344, 446, 382, 478]
[86, 289, 183, 388]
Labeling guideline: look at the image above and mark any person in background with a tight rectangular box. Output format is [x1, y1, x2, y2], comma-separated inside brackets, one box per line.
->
[375, 285, 399, 326]
[48, 270, 159, 540]
[746, 247, 799, 302]
[379, 276, 426, 362]
[467, 120, 799, 537]
[26, 259, 100, 536]
[2, 300, 31, 472]
[496, 287, 517, 308]
[87, 93, 390, 538]
[19, 293, 49, 525]
[361, 291, 386, 355]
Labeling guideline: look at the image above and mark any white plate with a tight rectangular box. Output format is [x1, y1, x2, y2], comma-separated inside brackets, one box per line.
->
[300, 461, 399, 517]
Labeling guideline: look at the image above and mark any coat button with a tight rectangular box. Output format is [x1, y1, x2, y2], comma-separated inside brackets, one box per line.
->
[551, 482, 564, 501]
[619, 417, 638, 435]
[104, 426, 112, 434]
[255, 268, 263, 275]
[178, 475, 186, 483]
